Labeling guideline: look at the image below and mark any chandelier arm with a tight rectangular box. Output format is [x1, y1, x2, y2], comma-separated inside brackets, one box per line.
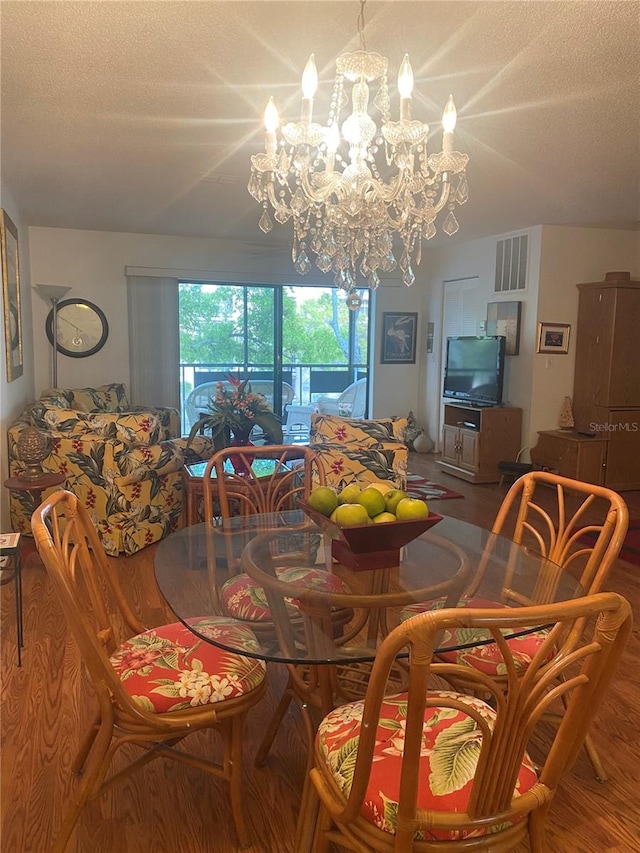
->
[298, 168, 342, 205]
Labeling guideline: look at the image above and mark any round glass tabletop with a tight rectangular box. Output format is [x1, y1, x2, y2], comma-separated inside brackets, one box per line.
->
[155, 511, 583, 665]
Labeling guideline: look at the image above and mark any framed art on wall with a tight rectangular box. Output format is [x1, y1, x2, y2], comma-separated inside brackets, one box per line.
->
[1, 209, 23, 381]
[381, 312, 418, 364]
[486, 300, 522, 355]
[537, 322, 570, 354]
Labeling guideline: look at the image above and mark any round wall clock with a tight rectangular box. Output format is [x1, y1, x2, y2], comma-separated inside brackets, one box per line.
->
[45, 298, 109, 358]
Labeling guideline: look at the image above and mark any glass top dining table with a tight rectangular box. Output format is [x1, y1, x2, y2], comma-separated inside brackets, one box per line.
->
[154, 510, 584, 666]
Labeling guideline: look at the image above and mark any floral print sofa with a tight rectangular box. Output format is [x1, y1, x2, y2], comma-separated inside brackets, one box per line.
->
[309, 414, 408, 490]
[7, 383, 214, 555]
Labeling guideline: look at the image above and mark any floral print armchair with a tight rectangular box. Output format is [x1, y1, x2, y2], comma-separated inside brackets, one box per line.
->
[7, 383, 213, 555]
[309, 414, 408, 490]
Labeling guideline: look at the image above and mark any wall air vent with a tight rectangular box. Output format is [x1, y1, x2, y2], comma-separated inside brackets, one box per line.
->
[495, 234, 528, 292]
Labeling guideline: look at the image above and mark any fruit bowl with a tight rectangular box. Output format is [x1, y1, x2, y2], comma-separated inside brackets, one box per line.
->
[298, 499, 443, 571]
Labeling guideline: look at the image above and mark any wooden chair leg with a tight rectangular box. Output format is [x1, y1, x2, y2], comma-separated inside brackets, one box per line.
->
[254, 681, 294, 767]
[583, 731, 608, 782]
[53, 719, 116, 853]
[295, 768, 323, 853]
[227, 713, 251, 848]
[71, 711, 101, 774]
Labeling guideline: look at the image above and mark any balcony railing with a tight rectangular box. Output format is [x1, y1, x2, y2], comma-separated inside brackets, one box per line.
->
[179, 362, 367, 434]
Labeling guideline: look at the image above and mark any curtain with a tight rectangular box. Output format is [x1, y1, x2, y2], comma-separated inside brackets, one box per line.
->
[126, 275, 179, 409]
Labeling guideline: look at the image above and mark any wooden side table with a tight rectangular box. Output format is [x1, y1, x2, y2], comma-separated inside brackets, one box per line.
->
[181, 459, 292, 526]
[4, 472, 66, 531]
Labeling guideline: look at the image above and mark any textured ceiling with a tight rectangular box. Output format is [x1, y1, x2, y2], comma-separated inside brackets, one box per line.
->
[1, 0, 639, 251]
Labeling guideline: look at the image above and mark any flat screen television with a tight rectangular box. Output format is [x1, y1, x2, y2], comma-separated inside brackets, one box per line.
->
[443, 335, 506, 406]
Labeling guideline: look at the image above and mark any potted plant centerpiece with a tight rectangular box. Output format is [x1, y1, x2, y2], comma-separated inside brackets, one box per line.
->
[187, 375, 283, 452]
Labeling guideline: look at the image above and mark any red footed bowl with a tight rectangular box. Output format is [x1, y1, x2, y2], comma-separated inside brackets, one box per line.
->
[298, 499, 443, 571]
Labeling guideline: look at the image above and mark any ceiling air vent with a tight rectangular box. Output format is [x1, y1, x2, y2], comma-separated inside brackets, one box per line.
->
[495, 234, 528, 292]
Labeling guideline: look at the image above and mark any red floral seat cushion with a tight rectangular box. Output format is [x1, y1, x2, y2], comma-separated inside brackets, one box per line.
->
[399, 597, 553, 676]
[316, 690, 538, 842]
[110, 617, 266, 713]
[221, 568, 351, 622]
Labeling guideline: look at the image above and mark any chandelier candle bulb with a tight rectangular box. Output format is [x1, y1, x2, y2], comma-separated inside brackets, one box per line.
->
[264, 97, 279, 156]
[442, 95, 457, 154]
[301, 54, 318, 121]
[398, 54, 413, 120]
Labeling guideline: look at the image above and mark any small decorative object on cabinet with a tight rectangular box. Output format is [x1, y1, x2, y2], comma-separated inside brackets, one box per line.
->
[437, 403, 522, 483]
[572, 274, 640, 491]
[558, 396, 575, 430]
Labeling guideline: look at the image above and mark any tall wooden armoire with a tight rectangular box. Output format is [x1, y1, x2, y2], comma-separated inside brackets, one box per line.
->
[572, 274, 640, 490]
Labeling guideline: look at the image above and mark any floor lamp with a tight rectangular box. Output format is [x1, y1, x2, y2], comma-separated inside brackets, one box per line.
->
[34, 284, 72, 387]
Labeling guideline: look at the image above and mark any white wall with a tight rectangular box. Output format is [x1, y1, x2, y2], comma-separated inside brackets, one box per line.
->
[27, 226, 411, 414]
[10, 223, 639, 533]
[530, 226, 640, 440]
[420, 229, 542, 451]
[420, 226, 639, 457]
[0, 184, 36, 529]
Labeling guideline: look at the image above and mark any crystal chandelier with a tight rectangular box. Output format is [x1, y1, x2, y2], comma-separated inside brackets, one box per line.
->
[248, 0, 469, 307]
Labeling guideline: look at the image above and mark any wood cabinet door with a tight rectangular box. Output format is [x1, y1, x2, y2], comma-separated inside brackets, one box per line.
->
[573, 287, 616, 425]
[608, 288, 640, 405]
[459, 430, 479, 472]
[441, 425, 459, 464]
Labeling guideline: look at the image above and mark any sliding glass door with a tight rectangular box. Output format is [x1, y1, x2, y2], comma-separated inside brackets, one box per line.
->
[179, 282, 370, 432]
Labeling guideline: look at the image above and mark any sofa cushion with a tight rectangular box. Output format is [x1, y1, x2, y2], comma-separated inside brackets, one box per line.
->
[31, 406, 92, 435]
[312, 442, 408, 490]
[68, 382, 130, 412]
[85, 411, 169, 444]
[310, 414, 408, 446]
[31, 406, 168, 445]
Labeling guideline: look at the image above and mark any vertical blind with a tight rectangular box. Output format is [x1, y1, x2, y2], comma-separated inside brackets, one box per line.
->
[126, 275, 180, 409]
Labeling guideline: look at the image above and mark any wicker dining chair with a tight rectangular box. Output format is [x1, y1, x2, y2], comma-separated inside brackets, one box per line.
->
[302, 592, 631, 853]
[400, 470, 629, 780]
[31, 489, 267, 852]
[202, 443, 351, 629]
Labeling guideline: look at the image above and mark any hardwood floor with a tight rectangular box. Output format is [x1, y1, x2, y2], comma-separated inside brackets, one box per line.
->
[2, 454, 640, 852]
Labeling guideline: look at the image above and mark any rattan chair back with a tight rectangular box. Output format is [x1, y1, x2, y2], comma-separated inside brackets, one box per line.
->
[306, 593, 631, 852]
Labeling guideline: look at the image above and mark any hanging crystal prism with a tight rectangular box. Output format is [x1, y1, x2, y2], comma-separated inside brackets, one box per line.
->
[402, 265, 415, 287]
[259, 209, 273, 233]
[316, 252, 333, 273]
[367, 270, 380, 290]
[345, 290, 362, 310]
[442, 210, 459, 236]
[455, 174, 469, 205]
[294, 249, 311, 274]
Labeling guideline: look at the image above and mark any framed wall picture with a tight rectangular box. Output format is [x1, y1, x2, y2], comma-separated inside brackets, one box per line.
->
[1, 209, 23, 381]
[381, 312, 418, 364]
[537, 322, 570, 354]
[486, 300, 521, 355]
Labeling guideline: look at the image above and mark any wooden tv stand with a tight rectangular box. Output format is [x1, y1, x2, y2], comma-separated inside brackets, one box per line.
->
[437, 403, 522, 484]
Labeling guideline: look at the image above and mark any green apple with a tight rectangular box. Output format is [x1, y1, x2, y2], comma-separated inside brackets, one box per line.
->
[356, 487, 387, 518]
[372, 511, 397, 524]
[384, 489, 409, 514]
[395, 497, 429, 520]
[368, 480, 393, 495]
[334, 503, 370, 527]
[338, 483, 362, 505]
[308, 485, 339, 517]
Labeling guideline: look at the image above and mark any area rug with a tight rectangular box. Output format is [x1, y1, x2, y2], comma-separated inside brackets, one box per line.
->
[406, 474, 464, 501]
[579, 518, 640, 568]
